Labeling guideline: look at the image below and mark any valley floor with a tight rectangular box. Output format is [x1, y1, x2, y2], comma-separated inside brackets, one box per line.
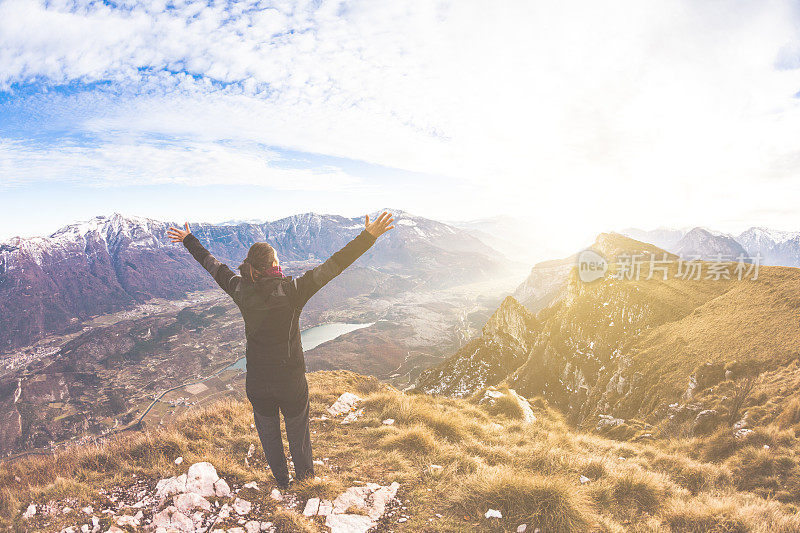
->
[2, 371, 800, 532]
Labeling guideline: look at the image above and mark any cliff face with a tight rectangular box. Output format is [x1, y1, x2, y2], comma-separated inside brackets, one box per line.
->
[416, 296, 539, 397]
[419, 233, 800, 437]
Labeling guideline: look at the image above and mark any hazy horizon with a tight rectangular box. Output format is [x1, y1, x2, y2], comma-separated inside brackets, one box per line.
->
[3, 0, 800, 255]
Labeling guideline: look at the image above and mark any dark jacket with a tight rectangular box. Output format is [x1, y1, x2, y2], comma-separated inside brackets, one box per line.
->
[183, 230, 377, 405]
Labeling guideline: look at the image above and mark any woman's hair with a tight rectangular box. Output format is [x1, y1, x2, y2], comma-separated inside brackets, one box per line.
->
[239, 242, 276, 282]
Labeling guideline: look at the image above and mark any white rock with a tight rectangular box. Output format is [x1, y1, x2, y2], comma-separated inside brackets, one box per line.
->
[214, 478, 232, 498]
[327, 392, 362, 416]
[116, 514, 140, 527]
[82, 506, 93, 515]
[313, 459, 324, 466]
[218, 503, 231, 519]
[764, 444, 771, 450]
[367, 482, 400, 520]
[174, 456, 184, 465]
[233, 498, 252, 515]
[325, 513, 375, 533]
[429, 464, 443, 474]
[155, 474, 187, 499]
[382, 419, 395, 425]
[243, 481, 259, 490]
[398, 517, 407, 522]
[81, 525, 90, 533]
[270, 489, 283, 501]
[186, 462, 220, 497]
[150, 506, 194, 532]
[23, 504, 36, 519]
[62, 506, 73, 514]
[485, 508, 503, 519]
[303, 497, 320, 517]
[341, 408, 364, 424]
[244, 520, 261, 533]
[580, 475, 591, 484]
[517, 524, 528, 532]
[260, 521, 273, 531]
[317, 500, 333, 516]
[59, 527, 75, 533]
[173, 492, 211, 514]
[228, 528, 245, 533]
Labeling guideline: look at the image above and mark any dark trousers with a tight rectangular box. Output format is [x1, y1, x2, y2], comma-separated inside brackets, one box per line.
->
[249, 373, 314, 485]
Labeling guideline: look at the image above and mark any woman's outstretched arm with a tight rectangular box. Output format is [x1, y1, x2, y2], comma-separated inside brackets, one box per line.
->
[168, 222, 242, 302]
[292, 211, 395, 308]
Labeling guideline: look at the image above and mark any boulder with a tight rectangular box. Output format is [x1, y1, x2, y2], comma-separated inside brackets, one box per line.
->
[185, 462, 220, 497]
[149, 505, 194, 532]
[173, 492, 211, 515]
[325, 513, 375, 533]
[23, 504, 36, 519]
[327, 392, 362, 416]
[233, 498, 252, 515]
[341, 408, 364, 424]
[310, 482, 401, 532]
[214, 478, 232, 498]
[303, 498, 320, 517]
[155, 474, 187, 499]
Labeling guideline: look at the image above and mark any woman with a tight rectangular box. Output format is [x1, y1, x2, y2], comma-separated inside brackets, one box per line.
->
[167, 212, 394, 488]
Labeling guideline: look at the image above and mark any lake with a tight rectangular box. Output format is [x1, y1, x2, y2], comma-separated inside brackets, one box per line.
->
[225, 322, 374, 371]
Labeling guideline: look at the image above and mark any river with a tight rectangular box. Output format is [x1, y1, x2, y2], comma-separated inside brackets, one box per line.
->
[225, 322, 374, 371]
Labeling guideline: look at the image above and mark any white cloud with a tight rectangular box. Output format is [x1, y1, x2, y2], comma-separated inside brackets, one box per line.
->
[1, 0, 800, 245]
[0, 137, 361, 190]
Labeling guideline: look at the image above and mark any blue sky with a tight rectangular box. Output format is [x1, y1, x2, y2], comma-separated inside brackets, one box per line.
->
[2, 0, 800, 252]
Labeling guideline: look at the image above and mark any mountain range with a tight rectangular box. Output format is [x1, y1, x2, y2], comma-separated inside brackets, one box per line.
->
[622, 226, 800, 265]
[419, 232, 800, 441]
[0, 210, 514, 351]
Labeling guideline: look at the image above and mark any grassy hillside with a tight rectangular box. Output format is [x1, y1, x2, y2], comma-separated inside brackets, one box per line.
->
[3, 371, 800, 532]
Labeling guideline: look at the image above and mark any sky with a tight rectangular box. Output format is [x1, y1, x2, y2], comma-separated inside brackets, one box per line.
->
[1, 0, 800, 255]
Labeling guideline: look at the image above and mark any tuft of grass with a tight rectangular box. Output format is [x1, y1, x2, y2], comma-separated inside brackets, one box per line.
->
[776, 398, 800, 429]
[700, 428, 739, 463]
[270, 507, 316, 533]
[651, 453, 731, 494]
[292, 476, 344, 501]
[379, 425, 438, 455]
[0, 488, 18, 519]
[664, 499, 748, 533]
[485, 394, 525, 420]
[448, 466, 593, 532]
[611, 470, 666, 514]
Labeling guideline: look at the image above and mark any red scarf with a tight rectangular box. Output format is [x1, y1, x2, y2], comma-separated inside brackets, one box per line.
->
[264, 265, 284, 278]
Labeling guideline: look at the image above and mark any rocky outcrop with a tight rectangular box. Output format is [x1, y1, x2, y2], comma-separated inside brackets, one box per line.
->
[303, 482, 400, 533]
[21, 458, 401, 533]
[416, 296, 538, 397]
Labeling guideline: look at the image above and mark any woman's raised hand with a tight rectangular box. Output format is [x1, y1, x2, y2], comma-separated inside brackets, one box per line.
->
[168, 222, 192, 243]
[365, 211, 395, 238]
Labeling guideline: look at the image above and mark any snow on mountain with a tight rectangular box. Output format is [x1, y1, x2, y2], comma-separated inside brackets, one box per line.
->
[672, 227, 749, 261]
[737, 227, 800, 267]
[0, 210, 512, 350]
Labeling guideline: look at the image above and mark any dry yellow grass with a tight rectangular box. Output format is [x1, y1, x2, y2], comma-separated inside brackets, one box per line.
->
[2, 370, 800, 532]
